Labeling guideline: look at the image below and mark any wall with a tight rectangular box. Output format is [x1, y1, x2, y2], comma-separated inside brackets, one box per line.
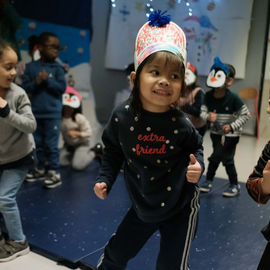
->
[91, 0, 270, 126]
[90, 1, 127, 124]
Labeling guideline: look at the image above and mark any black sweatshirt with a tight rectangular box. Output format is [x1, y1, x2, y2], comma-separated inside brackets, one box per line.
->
[97, 101, 204, 223]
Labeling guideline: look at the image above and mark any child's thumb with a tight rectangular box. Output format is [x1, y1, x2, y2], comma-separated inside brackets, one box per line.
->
[189, 154, 197, 165]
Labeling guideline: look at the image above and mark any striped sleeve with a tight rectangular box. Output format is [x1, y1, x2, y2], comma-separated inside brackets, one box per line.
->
[200, 104, 209, 122]
[246, 141, 270, 204]
[230, 104, 250, 132]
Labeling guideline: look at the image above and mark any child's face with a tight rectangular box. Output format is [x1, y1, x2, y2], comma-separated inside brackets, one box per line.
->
[62, 105, 74, 117]
[0, 47, 17, 91]
[133, 52, 183, 113]
[39, 36, 60, 62]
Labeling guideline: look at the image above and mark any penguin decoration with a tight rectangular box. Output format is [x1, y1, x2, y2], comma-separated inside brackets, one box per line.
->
[206, 57, 229, 88]
[185, 62, 197, 87]
[62, 86, 82, 110]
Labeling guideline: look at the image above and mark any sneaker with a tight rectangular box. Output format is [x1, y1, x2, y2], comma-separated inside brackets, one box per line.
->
[222, 184, 240, 197]
[25, 169, 46, 182]
[0, 240, 30, 262]
[44, 170, 62, 188]
[199, 179, 213, 193]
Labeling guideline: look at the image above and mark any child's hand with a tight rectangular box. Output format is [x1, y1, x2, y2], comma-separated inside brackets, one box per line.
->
[178, 97, 187, 107]
[0, 97, 7, 108]
[40, 69, 48, 81]
[68, 130, 81, 138]
[262, 161, 270, 194]
[222, 124, 231, 134]
[207, 110, 217, 122]
[186, 154, 202, 183]
[36, 70, 48, 85]
[94, 182, 108, 199]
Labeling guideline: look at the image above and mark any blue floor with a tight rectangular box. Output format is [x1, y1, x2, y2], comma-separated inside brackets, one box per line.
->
[17, 160, 270, 269]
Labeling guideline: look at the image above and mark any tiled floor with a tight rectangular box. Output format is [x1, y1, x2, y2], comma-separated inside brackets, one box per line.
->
[2, 132, 269, 270]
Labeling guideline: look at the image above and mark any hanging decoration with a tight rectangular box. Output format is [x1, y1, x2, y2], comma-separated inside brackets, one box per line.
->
[105, 0, 254, 79]
[145, 1, 155, 17]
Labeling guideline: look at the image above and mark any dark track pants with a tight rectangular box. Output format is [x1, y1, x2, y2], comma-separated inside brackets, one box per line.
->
[258, 242, 270, 270]
[206, 133, 239, 185]
[97, 188, 200, 270]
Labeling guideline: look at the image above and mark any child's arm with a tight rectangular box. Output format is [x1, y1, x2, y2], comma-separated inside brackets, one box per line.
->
[186, 154, 202, 183]
[76, 114, 92, 137]
[229, 104, 250, 133]
[246, 141, 270, 204]
[0, 93, 36, 134]
[46, 66, 66, 96]
[200, 104, 217, 122]
[183, 126, 204, 182]
[22, 64, 38, 94]
[262, 161, 270, 194]
[94, 111, 124, 197]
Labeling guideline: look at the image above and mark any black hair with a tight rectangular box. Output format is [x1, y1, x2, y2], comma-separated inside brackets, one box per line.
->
[124, 63, 135, 77]
[28, 35, 39, 55]
[72, 106, 82, 121]
[129, 51, 186, 114]
[0, 38, 15, 60]
[38, 32, 59, 46]
[62, 104, 82, 122]
[225, 64, 236, 79]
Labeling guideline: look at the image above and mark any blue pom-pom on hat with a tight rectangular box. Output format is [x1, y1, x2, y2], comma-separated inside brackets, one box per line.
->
[210, 57, 229, 75]
[134, 10, 186, 70]
[148, 10, 171, 27]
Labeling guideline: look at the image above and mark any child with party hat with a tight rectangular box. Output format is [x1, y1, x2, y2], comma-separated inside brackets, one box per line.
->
[94, 10, 204, 270]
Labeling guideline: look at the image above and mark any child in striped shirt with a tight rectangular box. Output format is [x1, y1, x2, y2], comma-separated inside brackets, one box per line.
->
[199, 57, 250, 197]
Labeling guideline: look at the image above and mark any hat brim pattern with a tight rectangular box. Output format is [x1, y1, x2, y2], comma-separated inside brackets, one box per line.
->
[135, 21, 187, 70]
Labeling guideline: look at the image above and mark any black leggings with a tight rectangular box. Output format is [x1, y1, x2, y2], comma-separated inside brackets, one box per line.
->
[97, 190, 199, 270]
[258, 242, 270, 270]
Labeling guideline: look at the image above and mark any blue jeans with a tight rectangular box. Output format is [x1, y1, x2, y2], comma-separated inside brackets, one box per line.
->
[34, 118, 61, 172]
[0, 167, 28, 241]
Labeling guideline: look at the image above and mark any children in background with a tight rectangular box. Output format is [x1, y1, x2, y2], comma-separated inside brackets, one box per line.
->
[94, 11, 204, 270]
[27, 35, 40, 61]
[0, 39, 36, 261]
[22, 32, 66, 188]
[179, 62, 207, 136]
[200, 57, 250, 197]
[60, 86, 96, 170]
[15, 35, 40, 85]
[113, 63, 135, 108]
[246, 96, 270, 270]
